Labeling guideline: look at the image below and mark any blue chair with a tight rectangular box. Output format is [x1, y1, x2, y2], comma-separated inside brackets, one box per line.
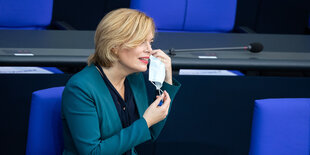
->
[249, 98, 310, 155]
[0, 0, 53, 30]
[26, 87, 65, 155]
[131, 0, 237, 32]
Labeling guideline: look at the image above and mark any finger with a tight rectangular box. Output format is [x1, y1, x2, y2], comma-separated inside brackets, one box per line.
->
[152, 49, 162, 53]
[161, 99, 170, 110]
[156, 50, 169, 57]
[152, 49, 165, 57]
[151, 53, 165, 63]
[151, 50, 169, 58]
[161, 92, 171, 108]
[153, 53, 166, 59]
[163, 91, 171, 103]
[150, 50, 157, 55]
[152, 54, 171, 65]
[153, 55, 168, 64]
[151, 49, 162, 55]
[152, 94, 164, 105]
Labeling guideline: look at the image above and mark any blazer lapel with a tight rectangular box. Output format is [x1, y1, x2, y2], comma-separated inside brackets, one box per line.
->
[92, 65, 123, 131]
[127, 73, 149, 118]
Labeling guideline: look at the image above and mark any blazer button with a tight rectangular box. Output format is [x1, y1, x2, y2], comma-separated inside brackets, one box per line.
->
[123, 107, 126, 110]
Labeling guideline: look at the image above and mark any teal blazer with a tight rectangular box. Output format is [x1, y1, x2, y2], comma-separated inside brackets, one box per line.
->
[62, 65, 181, 155]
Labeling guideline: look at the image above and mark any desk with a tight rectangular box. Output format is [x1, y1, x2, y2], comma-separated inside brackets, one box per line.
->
[1, 30, 310, 71]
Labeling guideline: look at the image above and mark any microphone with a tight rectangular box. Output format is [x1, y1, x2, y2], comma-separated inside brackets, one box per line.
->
[168, 42, 264, 55]
[247, 42, 264, 53]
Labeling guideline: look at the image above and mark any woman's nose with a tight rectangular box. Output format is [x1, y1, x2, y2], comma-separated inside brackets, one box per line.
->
[145, 42, 152, 53]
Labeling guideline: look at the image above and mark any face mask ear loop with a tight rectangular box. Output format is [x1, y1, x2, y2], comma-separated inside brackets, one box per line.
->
[150, 81, 163, 95]
[150, 81, 160, 90]
[158, 89, 163, 96]
[150, 81, 158, 89]
[150, 81, 164, 106]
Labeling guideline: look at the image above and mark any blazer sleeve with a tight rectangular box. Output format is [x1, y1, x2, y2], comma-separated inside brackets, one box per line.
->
[149, 78, 181, 140]
[62, 82, 152, 154]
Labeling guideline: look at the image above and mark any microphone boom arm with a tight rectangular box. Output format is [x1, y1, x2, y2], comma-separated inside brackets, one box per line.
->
[169, 46, 247, 55]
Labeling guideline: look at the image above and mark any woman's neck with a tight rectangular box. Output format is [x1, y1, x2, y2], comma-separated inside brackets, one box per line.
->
[102, 67, 125, 87]
[101, 62, 133, 91]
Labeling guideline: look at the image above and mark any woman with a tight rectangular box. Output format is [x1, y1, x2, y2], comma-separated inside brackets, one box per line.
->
[61, 8, 180, 155]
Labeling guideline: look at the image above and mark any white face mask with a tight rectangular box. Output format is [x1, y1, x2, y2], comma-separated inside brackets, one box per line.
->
[149, 55, 165, 90]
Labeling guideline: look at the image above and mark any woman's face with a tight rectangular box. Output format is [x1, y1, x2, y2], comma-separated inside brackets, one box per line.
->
[116, 33, 154, 74]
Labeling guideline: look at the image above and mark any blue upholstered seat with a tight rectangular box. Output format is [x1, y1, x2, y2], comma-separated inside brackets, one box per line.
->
[131, 0, 237, 32]
[0, 0, 53, 30]
[26, 87, 64, 155]
[249, 98, 310, 155]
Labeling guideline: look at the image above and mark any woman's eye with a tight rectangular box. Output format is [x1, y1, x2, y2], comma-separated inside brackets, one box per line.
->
[141, 39, 153, 46]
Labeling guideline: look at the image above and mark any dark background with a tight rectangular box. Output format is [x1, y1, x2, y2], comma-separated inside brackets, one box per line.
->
[52, 0, 310, 34]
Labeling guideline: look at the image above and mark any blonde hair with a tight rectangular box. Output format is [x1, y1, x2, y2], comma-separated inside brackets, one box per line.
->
[88, 8, 155, 67]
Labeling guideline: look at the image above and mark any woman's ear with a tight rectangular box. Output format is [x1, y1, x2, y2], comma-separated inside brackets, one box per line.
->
[111, 47, 118, 55]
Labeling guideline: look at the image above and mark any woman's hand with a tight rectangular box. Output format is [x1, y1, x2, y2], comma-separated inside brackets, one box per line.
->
[151, 49, 172, 85]
[143, 91, 171, 128]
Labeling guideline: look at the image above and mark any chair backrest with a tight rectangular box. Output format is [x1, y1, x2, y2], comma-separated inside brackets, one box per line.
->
[249, 98, 310, 155]
[0, 0, 53, 29]
[26, 86, 64, 155]
[130, 0, 237, 32]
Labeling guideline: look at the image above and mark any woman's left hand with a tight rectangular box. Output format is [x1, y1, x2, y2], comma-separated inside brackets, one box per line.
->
[151, 49, 172, 85]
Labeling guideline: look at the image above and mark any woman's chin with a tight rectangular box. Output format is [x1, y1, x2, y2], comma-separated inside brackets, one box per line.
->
[130, 66, 147, 73]
[140, 65, 148, 72]
[138, 67, 148, 72]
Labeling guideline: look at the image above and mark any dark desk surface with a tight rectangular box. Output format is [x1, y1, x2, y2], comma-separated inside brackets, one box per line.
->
[1, 30, 310, 70]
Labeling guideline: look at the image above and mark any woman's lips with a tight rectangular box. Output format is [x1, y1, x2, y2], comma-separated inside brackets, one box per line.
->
[139, 57, 149, 64]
